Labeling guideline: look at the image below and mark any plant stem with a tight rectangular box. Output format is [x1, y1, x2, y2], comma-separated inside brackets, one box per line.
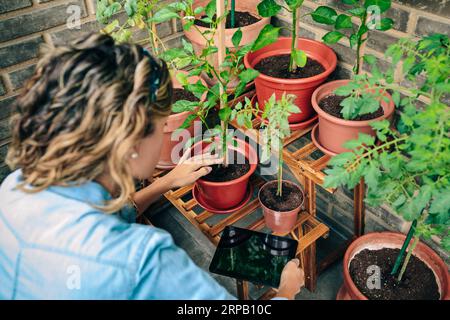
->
[147, 10, 158, 56]
[347, 136, 408, 171]
[230, 0, 235, 28]
[354, 14, 368, 76]
[391, 219, 417, 276]
[397, 235, 420, 282]
[289, 8, 298, 72]
[277, 137, 283, 197]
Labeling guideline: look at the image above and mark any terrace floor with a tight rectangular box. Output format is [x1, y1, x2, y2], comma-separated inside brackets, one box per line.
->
[144, 194, 347, 300]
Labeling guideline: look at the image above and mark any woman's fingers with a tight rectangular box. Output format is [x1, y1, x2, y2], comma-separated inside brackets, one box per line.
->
[179, 148, 193, 163]
[193, 166, 212, 179]
[290, 258, 300, 267]
[186, 154, 223, 169]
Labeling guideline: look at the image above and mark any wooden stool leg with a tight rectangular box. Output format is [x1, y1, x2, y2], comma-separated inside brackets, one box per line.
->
[354, 178, 365, 237]
[303, 178, 318, 292]
[305, 178, 316, 216]
[303, 240, 317, 292]
[237, 280, 249, 300]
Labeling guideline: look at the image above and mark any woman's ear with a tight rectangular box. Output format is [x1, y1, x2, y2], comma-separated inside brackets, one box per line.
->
[129, 149, 139, 160]
[127, 116, 167, 180]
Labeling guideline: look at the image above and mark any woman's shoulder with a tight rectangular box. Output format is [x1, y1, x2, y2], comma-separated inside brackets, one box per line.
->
[0, 169, 173, 267]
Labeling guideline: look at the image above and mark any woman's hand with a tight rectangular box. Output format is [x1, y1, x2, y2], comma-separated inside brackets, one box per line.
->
[163, 151, 223, 189]
[275, 259, 305, 300]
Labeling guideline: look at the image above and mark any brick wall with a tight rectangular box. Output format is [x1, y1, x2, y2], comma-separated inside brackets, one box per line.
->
[0, 0, 448, 260]
[0, 0, 184, 181]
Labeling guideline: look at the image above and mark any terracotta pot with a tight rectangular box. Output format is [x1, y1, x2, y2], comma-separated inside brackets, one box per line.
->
[311, 79, 395, 155]
[193, 138, 258, 210]
[183, 0, 270, 88]
[338, 232, 450, 300]
[244, 37, 337, 123]
[259, 180, 305, 234]
[156, 71, 205, 169]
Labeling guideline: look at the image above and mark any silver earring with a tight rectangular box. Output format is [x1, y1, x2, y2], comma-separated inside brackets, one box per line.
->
[131, 152, 139, 159]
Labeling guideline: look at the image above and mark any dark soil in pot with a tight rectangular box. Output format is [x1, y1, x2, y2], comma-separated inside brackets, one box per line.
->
[172, 88, 199, 103]
[201, 151, 250, 182]
[254, 54, 325, 79]
[350, 248, 440, 300]
[319, 94, 384, 121]
[195, 11, 260, 28]
[260, 181, 303, 211]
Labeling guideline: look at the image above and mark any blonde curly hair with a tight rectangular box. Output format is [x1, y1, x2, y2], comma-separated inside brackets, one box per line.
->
[6, 33, 172, 213]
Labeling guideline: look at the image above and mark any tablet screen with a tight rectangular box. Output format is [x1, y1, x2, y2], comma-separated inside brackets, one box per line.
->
[209, 226, 298, 288]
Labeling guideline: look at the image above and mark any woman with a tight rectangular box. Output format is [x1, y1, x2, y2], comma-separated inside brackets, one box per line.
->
[0, 34, 304, 299]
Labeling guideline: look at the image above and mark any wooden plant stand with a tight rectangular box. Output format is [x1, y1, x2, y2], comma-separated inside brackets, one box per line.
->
[228, 90, 366, 292]
[151, 169, 329, 299]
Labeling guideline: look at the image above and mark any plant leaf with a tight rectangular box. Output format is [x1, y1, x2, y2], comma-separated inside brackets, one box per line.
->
[239, 69, 260, 85]
[219, 107, 232, 122]
[292, 49, 307, 68]
[335, 14, 352, 29]
[151, 8, 179, 23]
[257, 0, 281, 17]
[322, 31, 344, 44]
[376, 18, 394, 31]
[311, 6, 337, 25]
[205, 0, 216, 19]
[252, 25, 280, 51]
[232, 28, 243, 48]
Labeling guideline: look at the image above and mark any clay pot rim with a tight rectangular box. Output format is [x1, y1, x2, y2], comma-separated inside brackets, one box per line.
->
[244, 37, 338, 85]
[311, 79, 395, 127]
[343, 231, 450, 300]
[258, 180, 305, 213]
[194, 138, 258, 187]
[181, 2, 270, 35]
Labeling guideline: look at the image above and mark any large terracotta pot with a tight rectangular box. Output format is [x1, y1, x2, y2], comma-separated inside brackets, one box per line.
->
[311, 79, 395, 155]
[193, 138, 258, 210]
[244, 37, 337, 123]
[183, 0, 270, 88]
[259, 180, 304, 235]
[337, 232, 450, 300]
[156, 71, 205, 169]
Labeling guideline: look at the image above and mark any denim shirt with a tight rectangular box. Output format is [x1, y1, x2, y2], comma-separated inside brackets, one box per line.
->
[0, 170, 235, 300]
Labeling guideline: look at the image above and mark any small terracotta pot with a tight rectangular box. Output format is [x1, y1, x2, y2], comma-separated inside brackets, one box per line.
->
[157, 71, 205, 169]
[192, 138, 258, 210]
[183, 0, 269, 88]
[338, 232, 450, 300]
[311, 79, 395, 155]
[258, 180, 304, 234]
[244, 37, 337, 123]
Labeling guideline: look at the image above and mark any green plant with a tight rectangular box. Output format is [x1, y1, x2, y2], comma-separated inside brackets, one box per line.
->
[311, 0, 394, 75]
[260, 94, 300, 196]
[96, 0, 182, 57]
[254, 0, 307, 72]
[324, 34, 450, 282]
[309, 0, 395, 121]
[168, 1, 260, 161]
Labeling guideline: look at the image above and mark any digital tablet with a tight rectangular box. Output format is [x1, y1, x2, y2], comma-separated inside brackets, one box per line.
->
[209, 226, 298, 288]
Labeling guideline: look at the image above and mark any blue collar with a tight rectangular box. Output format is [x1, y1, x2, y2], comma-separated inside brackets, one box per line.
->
[13, 170, 113, 207]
